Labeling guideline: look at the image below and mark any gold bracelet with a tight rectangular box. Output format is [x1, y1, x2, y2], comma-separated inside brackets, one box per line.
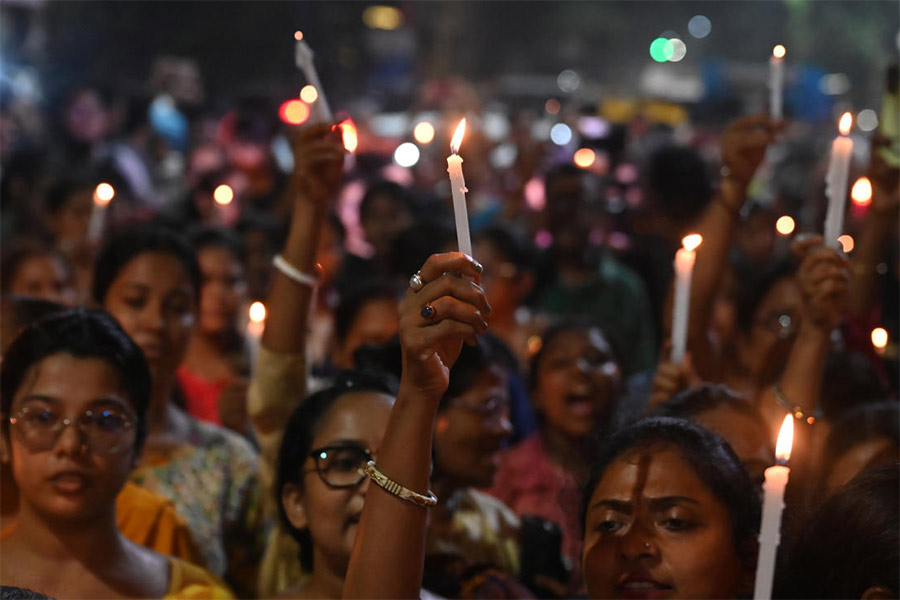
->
[363, 461, 438, 508]
[772, 384, 823, 425]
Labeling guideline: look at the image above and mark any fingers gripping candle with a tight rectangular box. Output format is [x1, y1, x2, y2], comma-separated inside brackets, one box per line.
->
[447, 118, 472, 258]
[753, 415, 794, 600]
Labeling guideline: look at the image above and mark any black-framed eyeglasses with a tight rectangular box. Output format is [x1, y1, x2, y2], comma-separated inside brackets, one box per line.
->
[308, 443, 374, 488]
[8, 404, 136, 455]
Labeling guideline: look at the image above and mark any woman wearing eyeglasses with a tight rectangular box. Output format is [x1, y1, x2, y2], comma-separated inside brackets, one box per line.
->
[0, 309, 230, 598]
[275, 370, 398, 599]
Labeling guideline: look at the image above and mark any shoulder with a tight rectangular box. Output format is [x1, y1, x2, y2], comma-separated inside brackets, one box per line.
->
[165, 557, 235, 599]
[598, 252, 646, 292]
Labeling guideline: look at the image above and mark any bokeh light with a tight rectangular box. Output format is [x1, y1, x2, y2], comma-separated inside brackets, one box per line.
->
[213, 184, 234, 206]
[857, 109, 878, 132]
[362, 6, 403, 30]
[573, 147, 597, 168]
[393, 142, 420, 167]
[775, 215, 795, 235]
[688, 15, 711, 38]
[413, 121, 435, 144]
[94, 182, 115, 204]
[544, 99, 561, 115]
[279, 99, 310, 125]
[666, 39, 687, 62]
[340, 118, 358, 153]
[557, 70, 580, 93]
[649, 37, 669, 62]
[550, 123, 572, 145]
[871, 327, 889, 350]
[249, 301, 267, 323]
[773, 44, 786, 59]
[851, 177, 873, 206]
[838, 234, 854, 253]
[300, 85, 319, 103]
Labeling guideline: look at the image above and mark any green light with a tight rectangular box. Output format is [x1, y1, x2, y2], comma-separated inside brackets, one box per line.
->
[649, 37, 669, 62]
[662, 40, 676, 61]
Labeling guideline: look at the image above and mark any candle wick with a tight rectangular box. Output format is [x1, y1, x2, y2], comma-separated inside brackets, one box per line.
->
[775, 457, 789, 467]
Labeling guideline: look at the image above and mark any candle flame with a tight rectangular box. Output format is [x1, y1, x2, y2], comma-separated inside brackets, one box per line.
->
[450, 118, 466, 154]
[681, 233, 702, 252]
[871, 327, 888, 350]
[249, 301, 267, 323]
[213, 184, 234, 206]
[775, 215, 795, 236]
[300, 85, 318, 103]
[775, 414, 794, 462]
[851, 177, 872, 206]
[340, 118, 358, 153]
[294, 30, 304, 41]
[839, 112, 853, 135]
[772, 45, 786, 59]
[94, 183, 115, 205]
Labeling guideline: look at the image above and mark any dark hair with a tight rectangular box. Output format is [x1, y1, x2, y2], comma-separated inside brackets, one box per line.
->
[0, 296, 67, 355]
[92, 226, 201, 304]
[776, 464, 899, 598]
[528, 320, 619, 391]
[642, 145, 713, 224]
[442, 337, 505, 410]
[326, 211, 347, 245]
[475, 224, 537, 274]
[0, 586, 52, 600]
[44, 174, 95, 214]
[822, 402, 900, 482]
[655, 384, 769, 441]
[0, 309, 151, 455]
[1, 239, 71, 294]
[189, 225, 247, 264]
[275, 370, 398, 570]
[359, 181, 412, 222]
[581, 417, 760, 562]
[333, 281, 397, 344]
[735, 258, 797, 333]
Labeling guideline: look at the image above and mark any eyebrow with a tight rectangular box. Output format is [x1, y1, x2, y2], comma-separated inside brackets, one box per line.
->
[20, 395, 132, 410]
[591, 496, 699, 513]
[317, 439, 370, 450]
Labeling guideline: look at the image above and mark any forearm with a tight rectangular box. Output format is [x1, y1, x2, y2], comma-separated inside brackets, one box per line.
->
[261, 197, 325, 354]
[343, 383, 440, 599]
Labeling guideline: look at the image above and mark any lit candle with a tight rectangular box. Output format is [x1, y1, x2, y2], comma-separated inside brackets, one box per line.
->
[447, 118, 472, 258]
[246, 301, 266, 374]
[87, 182, 115, 244]
[213, 184, 234, 225]
[293, 31, 333, 124]
[769, 45, 786, 121]
[671, 234, 702, 363]
[824, 112, 854, 248]
[754, 414, 794, 600]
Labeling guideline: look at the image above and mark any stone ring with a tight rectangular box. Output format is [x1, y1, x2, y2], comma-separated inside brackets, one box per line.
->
[421, 304, 435, 320]
[409, 271, 425, 292]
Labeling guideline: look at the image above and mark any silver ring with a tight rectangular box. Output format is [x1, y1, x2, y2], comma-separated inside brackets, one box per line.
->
[409, 271, 425, 292]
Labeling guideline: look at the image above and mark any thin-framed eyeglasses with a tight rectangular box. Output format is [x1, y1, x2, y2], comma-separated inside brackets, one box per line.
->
[8, 404, 136, 455]
[307, 443, 374, 489]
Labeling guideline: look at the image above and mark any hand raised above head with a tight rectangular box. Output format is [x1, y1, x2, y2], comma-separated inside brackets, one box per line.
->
[399, 252, 489, 398]
[289, 122, 345, 206]
[721, 114, 784, 186]
[792, 235, 850, 332]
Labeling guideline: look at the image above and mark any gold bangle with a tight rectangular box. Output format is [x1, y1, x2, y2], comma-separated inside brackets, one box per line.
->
[363, 461, 438, 508]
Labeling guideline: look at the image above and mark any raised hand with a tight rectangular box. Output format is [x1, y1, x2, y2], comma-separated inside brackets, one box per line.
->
[721, 114, 783, 186]
[792, 235, 850, 332]
[398, 253, 490, 398]
[290, 122, 345, 207]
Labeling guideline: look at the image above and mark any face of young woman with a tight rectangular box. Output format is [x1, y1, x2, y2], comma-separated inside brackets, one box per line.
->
[582, 445, 747, 600]
[534, 328, 621, 439]
[433, 366, 512, 489]
[196, 246, 246, 337]
[10, 254, 74, 306]
[102, 252, 196, 384]
[3, 354, 137, 524]
[282, 391, 394, 576]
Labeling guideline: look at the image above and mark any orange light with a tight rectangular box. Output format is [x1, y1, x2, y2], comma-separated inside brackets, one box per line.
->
[413, 121, 436, 144]
[93, 182, 115, 205]
[294, 30, 304, 41]
[573, 148, 596, 169]
[851, 177, 872, 206]
[300, 85, 319, 104]
[775, 414, 794, 463]
[682, 233, 703, 252]
[279, 99, 310, 125]
[545, 99, 561, 115]
[838, 112, 853, 136]
[450, 118, 466, 154]
[213, 184, 234, 206]
[775, 215, 796, 235]
[838, 234, 854, 253]
[249, 301, 267, 323]
[871, 327, 888, 350]
[340, 118, 358, 153]
[772, 45, 786, 59]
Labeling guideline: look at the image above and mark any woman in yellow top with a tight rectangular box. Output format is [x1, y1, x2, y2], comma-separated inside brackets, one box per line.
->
[0, 309, 231, 599]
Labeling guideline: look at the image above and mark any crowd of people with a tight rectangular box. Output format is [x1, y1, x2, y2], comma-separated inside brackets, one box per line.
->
[0, 47, 897, 600]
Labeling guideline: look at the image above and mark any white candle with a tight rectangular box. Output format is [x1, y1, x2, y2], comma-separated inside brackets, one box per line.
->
[824, 112, 854, 248]
[294, 31, 333, 124]
[670, 234, 702, 363]
[87, 182, 115, 244]
[769, 45, 785, 121]
[246, 301, 266, 375]
[447, 118, 472, 258]
[754, 415, 794, 600]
